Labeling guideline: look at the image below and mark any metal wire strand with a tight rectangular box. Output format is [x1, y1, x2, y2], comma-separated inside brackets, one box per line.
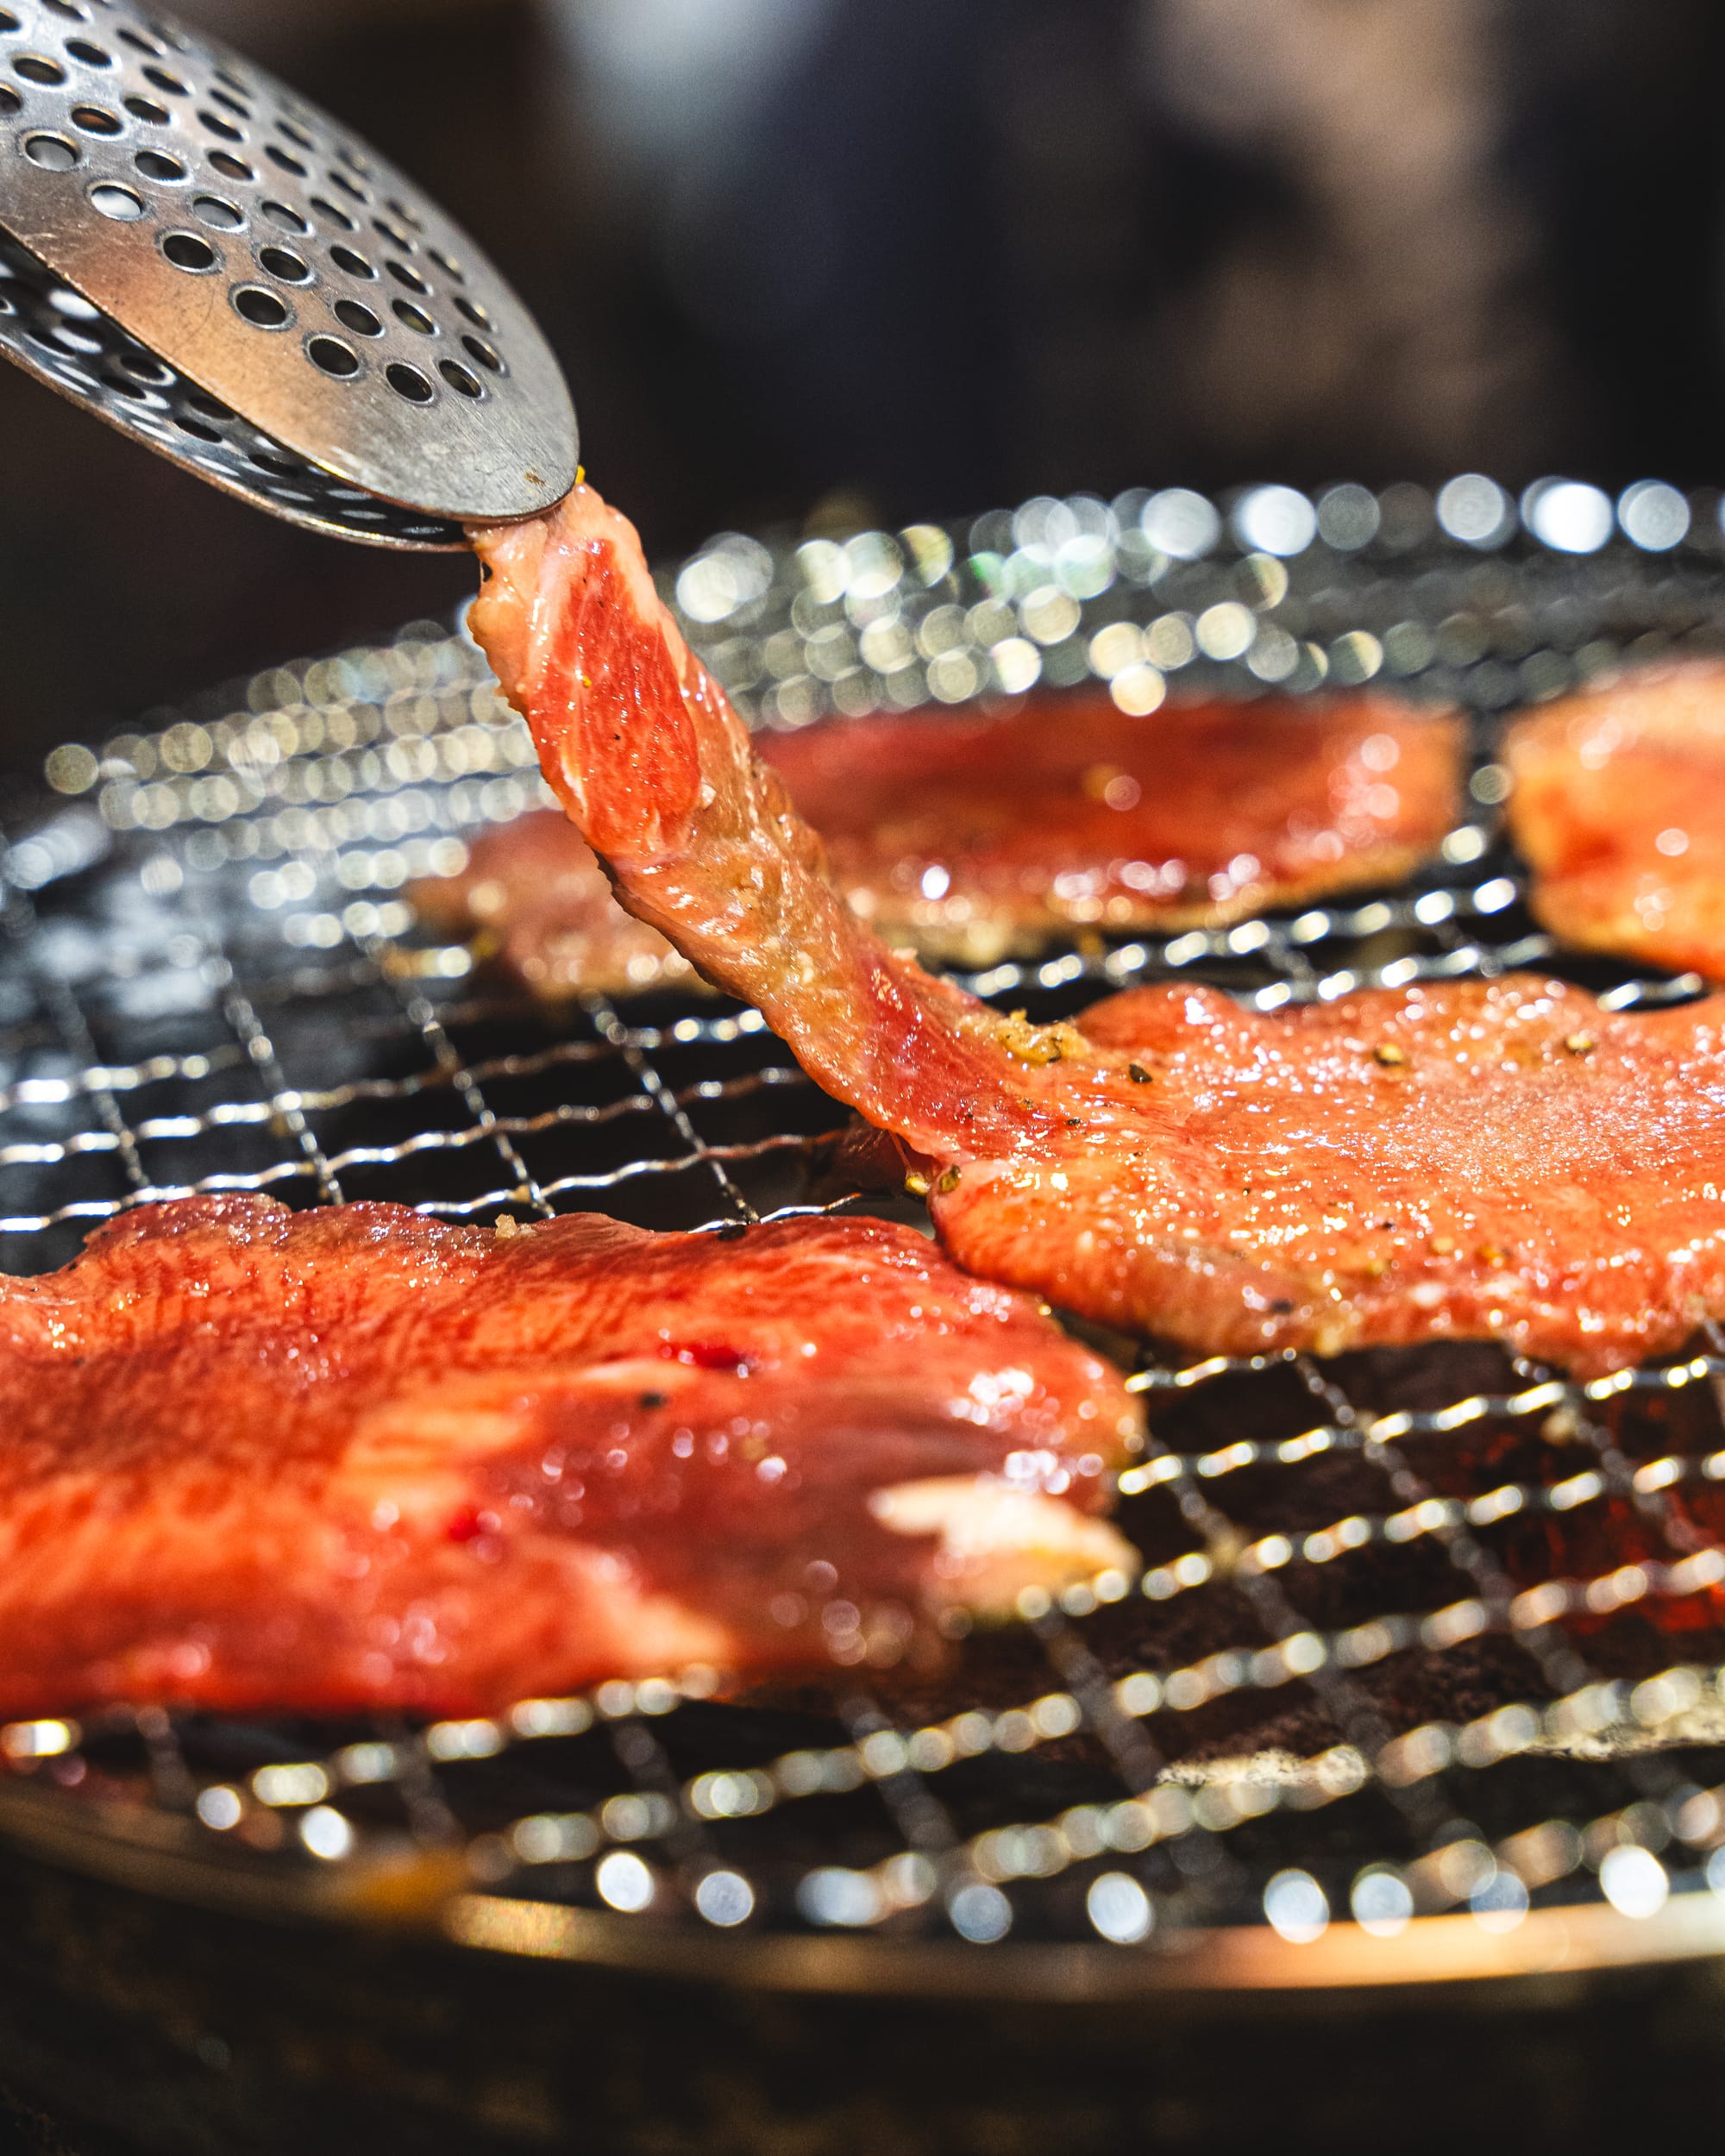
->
[7, 501, 1725, 1949]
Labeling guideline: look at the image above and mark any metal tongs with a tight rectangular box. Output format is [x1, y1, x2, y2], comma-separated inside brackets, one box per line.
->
[0, 0, 577, 548]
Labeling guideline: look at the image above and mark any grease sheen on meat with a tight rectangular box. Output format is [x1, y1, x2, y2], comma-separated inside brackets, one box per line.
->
[415, 688, 1460, 986]
[1506, 661, 1725, 980]
[0, 1197, 1138, 1717]
[975, 975, 1725, 1371]
[766, 690, 1461, 961]
[470, 486, 1725, 1375]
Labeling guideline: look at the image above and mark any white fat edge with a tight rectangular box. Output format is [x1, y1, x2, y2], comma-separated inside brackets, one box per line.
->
[869, 1474, 1133, 1615]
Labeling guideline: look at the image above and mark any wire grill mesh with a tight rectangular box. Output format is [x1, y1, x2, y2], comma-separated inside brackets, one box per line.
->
[7, 478, 1725, 1976]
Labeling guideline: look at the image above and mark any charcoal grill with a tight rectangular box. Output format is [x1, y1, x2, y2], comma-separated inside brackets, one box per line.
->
[6, 476, 1725, 2151]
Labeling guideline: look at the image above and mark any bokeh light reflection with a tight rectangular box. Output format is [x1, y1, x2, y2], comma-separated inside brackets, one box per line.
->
[1522, 479, 1614, 555]
[596, 1850, 656, 1913]
[1350, 1867, 1412, 1937]
[1264, 1868, 1329, 1942]
[1231, 486, 1317, 558]
[1087, 1871, 1153, 1944]
[1470, 1870, 1529, 1933]
[1140, 488, 1220, 560]
[948, 1881, 1013, 1943]
[1617, 480, 1690, 552]
[1316, 483, 1381, 550]
[1599, 1845, 1669, 1920]
[1435, 473, 1514, 548]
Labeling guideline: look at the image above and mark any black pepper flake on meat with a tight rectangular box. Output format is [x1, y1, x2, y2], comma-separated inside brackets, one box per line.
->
[1127, 1062, 1152, 1084]
[637, 1391, 668, 1410]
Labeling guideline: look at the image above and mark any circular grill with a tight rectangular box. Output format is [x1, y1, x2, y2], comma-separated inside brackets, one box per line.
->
[5, 481, 1725, 2005]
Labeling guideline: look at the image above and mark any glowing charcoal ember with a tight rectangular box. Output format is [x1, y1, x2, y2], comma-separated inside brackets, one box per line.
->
[0, 1195, 1138, 1717]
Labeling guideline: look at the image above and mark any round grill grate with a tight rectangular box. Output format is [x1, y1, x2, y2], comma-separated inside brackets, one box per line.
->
[5, 479, 1725, 1990]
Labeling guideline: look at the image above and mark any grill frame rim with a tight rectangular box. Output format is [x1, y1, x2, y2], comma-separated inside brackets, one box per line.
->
[6, 479, 1725, 1993]
[5, 1767, 1724, 2002]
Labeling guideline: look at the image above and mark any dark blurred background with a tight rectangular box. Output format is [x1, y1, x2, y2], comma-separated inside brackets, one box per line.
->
[3, 0, 1723, 759]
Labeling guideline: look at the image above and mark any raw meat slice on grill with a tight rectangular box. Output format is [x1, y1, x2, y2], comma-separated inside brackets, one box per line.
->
[469, 487, 1725, 1375]
[763, 688, 1462, 962]
[411, 689, 1462, 987]
[409, 805, 695, 1000]
[1506, 661, 1725, 981]
[0, 1195, 1139, 1717]
[966, 975, 1725, 1375]
[471, 489, 1043, 1160]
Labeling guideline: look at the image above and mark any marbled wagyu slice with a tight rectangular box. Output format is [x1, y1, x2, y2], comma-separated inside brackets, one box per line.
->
[0, 1195, 1138, 1717]
[1507, 661, 1725, 981]
[416, 686, 1461, 985]
[469, 487, 1725, 1375]
[763, 686, 1461, 962]
[409, 805, 695, 999]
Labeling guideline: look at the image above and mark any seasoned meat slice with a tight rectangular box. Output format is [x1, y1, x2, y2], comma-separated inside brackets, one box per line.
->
[766, 688, 1461, 962]
[470, 487, 1725, 1375]
[409, 805, 694, 999]
[417, 687, 1460, 986]
[1506, 661, 1725, 981]
[0, 1196, 1138, 1716]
